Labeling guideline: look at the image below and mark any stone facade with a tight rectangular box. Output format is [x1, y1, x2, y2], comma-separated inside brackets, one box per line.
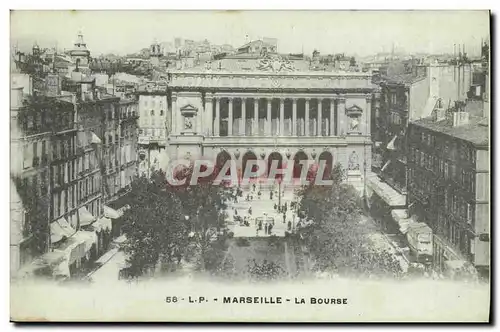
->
[163, 69, 374, 189]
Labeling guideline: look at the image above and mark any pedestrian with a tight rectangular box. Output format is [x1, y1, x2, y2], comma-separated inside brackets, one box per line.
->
[283, 213, 286, 224]
[253, 183, 256, 192]
[287, 220, 292, 231]
[274, 203, 277, 210]
[284, 202, 288, 212]
[270, 191, 273, 200]
[259, 220, 262, 230]
[264, 222, 268, 235]
[269, 223, 273, 235]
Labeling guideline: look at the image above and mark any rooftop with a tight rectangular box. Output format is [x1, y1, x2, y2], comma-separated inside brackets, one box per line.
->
[169, 53, 362, 75]
[382, 73, 426, 85]
[411, 115, 489, 147]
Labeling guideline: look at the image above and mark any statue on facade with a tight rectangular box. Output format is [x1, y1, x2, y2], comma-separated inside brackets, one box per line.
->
[348, 151, 360, 171]
[257, 54, 295, 72]
[184, 117, 193, 130]
[349, 116, 360, 132]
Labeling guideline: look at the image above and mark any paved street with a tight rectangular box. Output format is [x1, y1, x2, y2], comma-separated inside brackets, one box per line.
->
[225, 184, 299, 238]
[360, 214, 410, 273]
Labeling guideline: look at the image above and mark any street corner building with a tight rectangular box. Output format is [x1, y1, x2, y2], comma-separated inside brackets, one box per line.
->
[365, 41, 490, 280]
[10, 33, 138, 281]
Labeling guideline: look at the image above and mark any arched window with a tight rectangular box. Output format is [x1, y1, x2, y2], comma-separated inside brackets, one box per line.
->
[151, 110, 154, 116]
[160, 110, 164, 116]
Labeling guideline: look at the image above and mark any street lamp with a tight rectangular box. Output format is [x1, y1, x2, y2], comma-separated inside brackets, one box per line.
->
[185, 215, 195, 238]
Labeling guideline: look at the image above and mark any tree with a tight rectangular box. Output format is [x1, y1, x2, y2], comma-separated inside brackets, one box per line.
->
[11, 175, 50, 260]
[121, 165, 232, 277]
[296, 163, 403, 279]
[171, 164, 231, 271]
[247, 259, 286, 281]
[121, 173, 188, 277]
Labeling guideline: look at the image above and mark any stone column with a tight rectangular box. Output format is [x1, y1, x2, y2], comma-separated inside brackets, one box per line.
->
[172, 93, 178, 135]
[214, 97, 220, 136]
[253, 98, 259, 136]
[330, 98, 335, 136]
[292, 98, 297, 136]
[279, 98, 284, 136]
[305, 98, 310, 136]
[228, 97, 233, 136]
[317, 98, 322, 136]
[337, 97, 346, 136]
[365, 96, 371, 136]
[205, 93, 213, 136]
[266, 98, 272, 136]
[240, 98, 246, 136]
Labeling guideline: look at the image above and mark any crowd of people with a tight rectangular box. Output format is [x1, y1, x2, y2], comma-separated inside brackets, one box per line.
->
[229, 183, 300, 237]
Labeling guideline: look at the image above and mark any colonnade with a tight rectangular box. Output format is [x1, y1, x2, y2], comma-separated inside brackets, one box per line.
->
[204, 96, 347, 137]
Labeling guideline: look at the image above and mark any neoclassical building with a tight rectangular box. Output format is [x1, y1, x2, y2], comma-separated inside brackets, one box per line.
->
[161, 52, 375, 189]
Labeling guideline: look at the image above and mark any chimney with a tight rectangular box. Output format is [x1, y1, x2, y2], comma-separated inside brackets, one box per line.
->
[11, 86, 24, 109]
[452, 111, 469, 127]
[432, 99, 446, 122]
[71, 70, 83, 82]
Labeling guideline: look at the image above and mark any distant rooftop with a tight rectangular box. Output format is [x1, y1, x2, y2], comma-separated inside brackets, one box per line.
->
[412, 115, 489, 147]
[170, 53, 361, 74]
[382, 72, 426, 85]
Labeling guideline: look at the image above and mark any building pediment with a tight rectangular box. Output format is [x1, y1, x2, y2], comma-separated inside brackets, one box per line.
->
[180, 104, 198, 115]
[345, 104, 363, 116]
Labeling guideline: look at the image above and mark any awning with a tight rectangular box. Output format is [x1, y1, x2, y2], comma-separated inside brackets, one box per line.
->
[15, 251, 66, 279]
[387, 135, 397, 150]
[78, 207, 96, 227]
[50, 217, 75, 244]
[381, 160, 391, 172]
[90, 132, 102, 144]
[104, 205, 121, 219]
[52, 231, 97, 278]
[92, 217, 112, 232]
[117, 204, 131, 214]
[391, 209, 413, 234]
[366, 175, 406, 207]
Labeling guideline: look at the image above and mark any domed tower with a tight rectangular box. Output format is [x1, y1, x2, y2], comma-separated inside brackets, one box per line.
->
[150, 39, 162, 66]
[32, 41, 40, 57]
[69, 31, 90, 69]
[31, 41, 42, 69]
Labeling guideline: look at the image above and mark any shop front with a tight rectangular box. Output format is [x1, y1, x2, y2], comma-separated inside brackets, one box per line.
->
[433, 234, 478, 281]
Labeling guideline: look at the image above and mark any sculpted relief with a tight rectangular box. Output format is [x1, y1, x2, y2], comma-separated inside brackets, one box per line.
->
[257, 54, 295, 72]
[349, 117, 360, 132]
[348, 151, 360, 171]
[184, 117, 193, 130]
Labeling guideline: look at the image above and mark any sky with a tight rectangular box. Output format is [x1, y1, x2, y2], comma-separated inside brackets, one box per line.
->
[10, 10, 490, 57]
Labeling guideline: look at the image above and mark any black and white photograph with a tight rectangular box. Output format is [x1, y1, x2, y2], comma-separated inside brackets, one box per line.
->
[9, 10, 490, 322]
